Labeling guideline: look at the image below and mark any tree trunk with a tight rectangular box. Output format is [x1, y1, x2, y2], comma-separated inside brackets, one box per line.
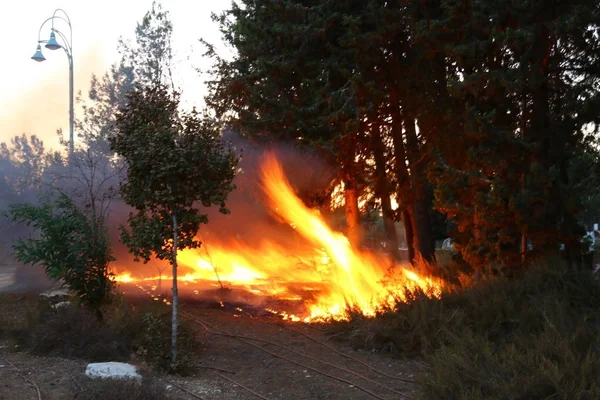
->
[390, 88, 415, 262]
[521, 233, 527, 265]
[411, 195, 436, 263]
[402, 209, 415, 262]
[343, 174, 362, 248]
[371, 123, 400, 259]
[171, 214, 179, 366]
[404, 115, 436, 263]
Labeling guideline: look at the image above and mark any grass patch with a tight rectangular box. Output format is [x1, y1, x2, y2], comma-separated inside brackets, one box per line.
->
[329, 264, 600, 399]
[0, 293, 199, 374]
[28, 305, 130, 361]
[77, 377, 165, 400]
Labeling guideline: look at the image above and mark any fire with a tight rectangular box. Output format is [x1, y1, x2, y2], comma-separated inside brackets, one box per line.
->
[113, 153, 443, 321]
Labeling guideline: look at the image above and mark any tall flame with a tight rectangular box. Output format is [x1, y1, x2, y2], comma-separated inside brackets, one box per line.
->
[114, 152, 443, 321]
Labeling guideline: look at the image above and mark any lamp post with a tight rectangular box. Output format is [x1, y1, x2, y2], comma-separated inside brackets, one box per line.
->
[31, 9, 74, 158]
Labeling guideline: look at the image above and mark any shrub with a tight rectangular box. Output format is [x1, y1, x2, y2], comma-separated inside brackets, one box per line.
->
[20, 298, 199, 374]
[28, 305, 129, 361]
[133, 310, 198, 374]
[77, 377, 165, 400]
[421, 329, 600, 400]
[8, 194, 115, 319]
[329, 263, 600, 399]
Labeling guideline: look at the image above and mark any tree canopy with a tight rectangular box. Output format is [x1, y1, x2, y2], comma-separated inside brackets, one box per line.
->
[110, 83, 238, 364]
[205, 0, 600, 270]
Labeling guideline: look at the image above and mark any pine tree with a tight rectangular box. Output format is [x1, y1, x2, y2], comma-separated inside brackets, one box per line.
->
[428, 0, 600, 269]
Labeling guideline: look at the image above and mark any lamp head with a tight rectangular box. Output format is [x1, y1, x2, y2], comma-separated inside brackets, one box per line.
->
[31, 44, 46, 62]
[45, 31, 61, 50]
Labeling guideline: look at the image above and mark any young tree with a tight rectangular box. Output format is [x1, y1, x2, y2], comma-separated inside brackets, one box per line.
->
[7, 192, 115, 319]
[110, 84, 237, 366]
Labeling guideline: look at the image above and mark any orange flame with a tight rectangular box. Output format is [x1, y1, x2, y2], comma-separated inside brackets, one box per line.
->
[114, 153, 443, 321]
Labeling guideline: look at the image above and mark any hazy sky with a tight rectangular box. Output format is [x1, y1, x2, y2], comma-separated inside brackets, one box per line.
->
[0, 0, 231, 151]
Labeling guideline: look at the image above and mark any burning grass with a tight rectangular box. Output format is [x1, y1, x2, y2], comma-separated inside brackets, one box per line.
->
[112, 152, 445, 321]
[328, 263, 600, 399]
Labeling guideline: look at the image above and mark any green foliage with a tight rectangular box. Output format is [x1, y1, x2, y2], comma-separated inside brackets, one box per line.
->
[208, 0, 600, 268]
[427, 0, 600, 268]
[111, 84, 238, 264]
[8, 194, 115, 315]
[8, 296, 198, 373]
[111, 82, 237, 365]
[330, 264, 600, 399]
[124, 1, 174, 87]
[422, 330, 600, 400]
[135, 311, 197, 373]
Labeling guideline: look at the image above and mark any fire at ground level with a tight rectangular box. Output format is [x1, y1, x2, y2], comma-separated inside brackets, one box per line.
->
[112, 153, 444, 322]
[116, 268, 442, 323]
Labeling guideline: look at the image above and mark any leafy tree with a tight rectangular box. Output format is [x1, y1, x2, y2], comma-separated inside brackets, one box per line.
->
[206, 0, 441, 263]
[205, 0, 370, 248]
[120, 1, 174, 88]
[76, 1, 174, 155]
[427, 0, 600, 269]
[7, 193, 114, 319]
[110, 84, 238, 366]
[0, 134, 62, 248]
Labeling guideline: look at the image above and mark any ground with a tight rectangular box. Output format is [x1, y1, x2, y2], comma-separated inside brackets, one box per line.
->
[0, 284, 419, 400]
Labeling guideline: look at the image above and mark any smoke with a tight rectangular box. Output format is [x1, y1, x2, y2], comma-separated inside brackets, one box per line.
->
[109, 132, 338, 276]
[0, 45, 108, 151]
[0, 123, 338, 294]
[198, 131, 337, 246]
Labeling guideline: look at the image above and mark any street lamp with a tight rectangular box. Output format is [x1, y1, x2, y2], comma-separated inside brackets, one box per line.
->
[31, 9, 74, 158]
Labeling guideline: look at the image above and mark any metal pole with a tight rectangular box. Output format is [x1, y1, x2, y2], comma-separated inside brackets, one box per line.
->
[69, 54, 74, 157]
[33, 10, 74, 159]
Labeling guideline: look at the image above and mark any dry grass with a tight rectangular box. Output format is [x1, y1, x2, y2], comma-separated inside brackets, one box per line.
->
[77, 377, 165, 400]
[1, 293, 199, 374]
[329, 263, 600, 399]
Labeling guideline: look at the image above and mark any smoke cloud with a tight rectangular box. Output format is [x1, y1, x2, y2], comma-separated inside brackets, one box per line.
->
[109, 132, 338, 276]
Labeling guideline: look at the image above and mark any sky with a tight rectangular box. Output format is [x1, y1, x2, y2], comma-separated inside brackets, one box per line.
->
[0, 0, 231, 151]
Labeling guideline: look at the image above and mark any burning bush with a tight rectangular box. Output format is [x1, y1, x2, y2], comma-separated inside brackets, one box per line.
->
[330, 263, 600, 399]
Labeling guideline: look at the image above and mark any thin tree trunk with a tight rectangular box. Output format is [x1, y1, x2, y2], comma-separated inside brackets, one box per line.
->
[343, 173, 362, 248]
[412, 195, 436, 263]
[404, 115, 436, 263]
[521, 233, 527, 265]
[402, 210, 415, 262]
[371, 122, 400, 259]
[171, 213, 178, 365]
[390, 88, 415, 262]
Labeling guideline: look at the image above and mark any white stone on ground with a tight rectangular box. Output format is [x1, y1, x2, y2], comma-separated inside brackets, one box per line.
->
[85, 362, 142, 380]
[39, 289, 71, 299]
[51, 301, 71, 309]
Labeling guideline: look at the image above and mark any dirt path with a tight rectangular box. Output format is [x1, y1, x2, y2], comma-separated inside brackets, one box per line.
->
[168, 305, 419, 399]
[0, 295, 420, 400]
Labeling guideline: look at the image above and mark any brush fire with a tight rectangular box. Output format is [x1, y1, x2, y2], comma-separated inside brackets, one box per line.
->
[113, 153, 443, 322]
